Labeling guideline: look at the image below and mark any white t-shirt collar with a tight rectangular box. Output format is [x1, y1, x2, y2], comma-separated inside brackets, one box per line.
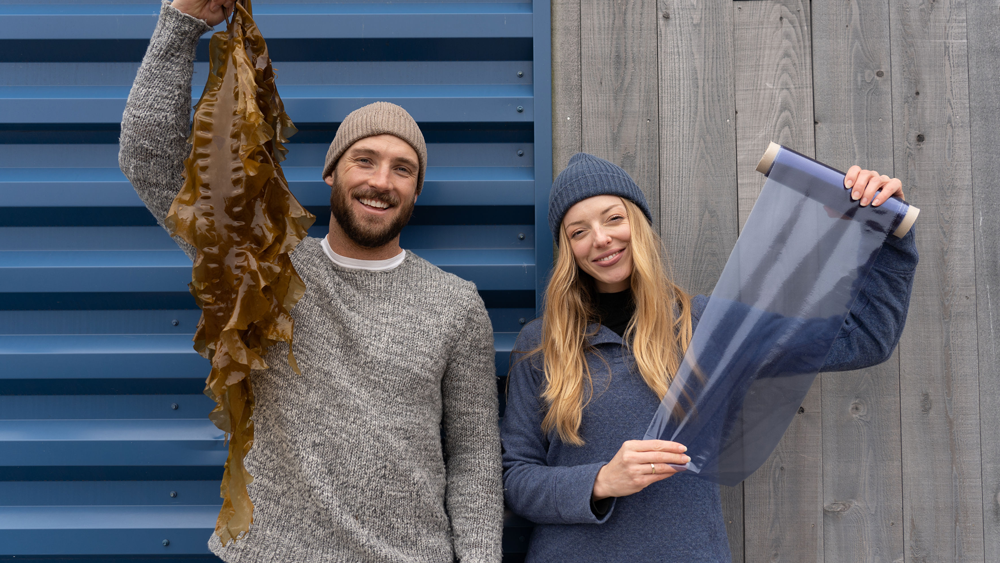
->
[320, 237, 406, 272]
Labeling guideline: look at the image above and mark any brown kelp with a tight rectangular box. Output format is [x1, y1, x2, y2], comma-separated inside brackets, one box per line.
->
[164, 0, 314, 545]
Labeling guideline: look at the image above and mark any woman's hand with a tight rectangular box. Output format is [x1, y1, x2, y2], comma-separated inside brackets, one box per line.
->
[171, 0, 234, 26]
[592, 440, 690, 501]
[845, 166, 906, 206]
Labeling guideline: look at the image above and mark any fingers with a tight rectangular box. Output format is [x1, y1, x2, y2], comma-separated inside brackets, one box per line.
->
[844, 165, 862, 190]
[620, 443, 691, 467]
[622, 439, 687, 453]
[845, 168, 905, 207]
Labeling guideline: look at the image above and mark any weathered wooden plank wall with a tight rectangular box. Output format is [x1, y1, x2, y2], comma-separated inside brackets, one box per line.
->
[553, 0, 1000, 560]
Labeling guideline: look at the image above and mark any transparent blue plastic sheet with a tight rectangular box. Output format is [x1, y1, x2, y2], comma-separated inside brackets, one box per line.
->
[644, 143, 918, 486]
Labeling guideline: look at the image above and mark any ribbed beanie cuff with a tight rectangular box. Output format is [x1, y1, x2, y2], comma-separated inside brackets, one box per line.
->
[548, 153, 653, 242]
[322, 102, 427, 193]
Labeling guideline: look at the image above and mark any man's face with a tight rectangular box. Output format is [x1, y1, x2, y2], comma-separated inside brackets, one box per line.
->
[325, 134, 419, 249]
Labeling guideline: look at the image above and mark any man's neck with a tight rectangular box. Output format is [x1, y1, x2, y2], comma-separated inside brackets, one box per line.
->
[325, 228, 403, 261]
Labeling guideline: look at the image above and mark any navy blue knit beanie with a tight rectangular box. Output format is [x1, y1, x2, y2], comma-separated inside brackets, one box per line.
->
[548, 152, 653, 243]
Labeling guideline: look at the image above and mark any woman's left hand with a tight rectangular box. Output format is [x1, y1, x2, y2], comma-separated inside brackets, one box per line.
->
[844, 166, 905, 206]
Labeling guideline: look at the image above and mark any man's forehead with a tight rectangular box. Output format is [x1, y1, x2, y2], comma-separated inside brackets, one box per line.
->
[346, 134, 418, 162]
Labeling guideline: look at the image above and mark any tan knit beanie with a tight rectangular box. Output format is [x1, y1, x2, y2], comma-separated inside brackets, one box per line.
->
[321, 102, 427, 194]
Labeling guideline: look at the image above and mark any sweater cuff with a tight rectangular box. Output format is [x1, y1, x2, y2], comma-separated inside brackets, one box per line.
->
[153, 1, 213, 57]
[560, 462, 615, 524]
[880, 227, 918, 272]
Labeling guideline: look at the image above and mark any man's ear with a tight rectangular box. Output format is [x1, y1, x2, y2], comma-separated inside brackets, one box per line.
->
[324, 174, 335, 187]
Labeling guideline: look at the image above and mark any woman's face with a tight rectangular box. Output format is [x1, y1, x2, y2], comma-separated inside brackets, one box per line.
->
[562, 195, 633, 293]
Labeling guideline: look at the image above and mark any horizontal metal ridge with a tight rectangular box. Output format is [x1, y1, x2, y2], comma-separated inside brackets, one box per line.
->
[0, 226, 535, 251]
[0, 249, 535, 291]
[0, 333, 520, 380]
[0, 3, 533, 40]
[1, 61, 534, 87]
[0, 166, 536, 207]
[0, 505, 530, 555]
[0, 85, 534, 123]
[0, 505, 218, 555]
[0, 143, 535, 168]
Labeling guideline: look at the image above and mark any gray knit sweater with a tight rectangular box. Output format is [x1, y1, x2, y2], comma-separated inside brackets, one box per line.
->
[118, 4, 503, 562]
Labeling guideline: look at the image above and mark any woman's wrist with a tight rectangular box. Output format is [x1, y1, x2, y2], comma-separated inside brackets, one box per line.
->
[592, 465, 610, 501]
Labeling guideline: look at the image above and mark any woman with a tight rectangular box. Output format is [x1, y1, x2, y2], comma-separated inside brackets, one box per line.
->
[500, 153, 917, 561]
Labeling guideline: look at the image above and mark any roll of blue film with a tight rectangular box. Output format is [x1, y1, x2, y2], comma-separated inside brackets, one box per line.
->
[644, 142, 918, 485]
[756, 142, 919, 238]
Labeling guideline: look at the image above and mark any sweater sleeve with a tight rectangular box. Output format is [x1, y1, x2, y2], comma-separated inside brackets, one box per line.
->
[822, 227, 919, 372]
[441, 292, 504, 563]
[118, 1, 210, 260]
[500, 328, 616, 525]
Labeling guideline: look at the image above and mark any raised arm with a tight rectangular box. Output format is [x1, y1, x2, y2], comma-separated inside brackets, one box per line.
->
[118, 1, 212, 257]
[822, 228, 918, 371]
[441, 291, 504, 562]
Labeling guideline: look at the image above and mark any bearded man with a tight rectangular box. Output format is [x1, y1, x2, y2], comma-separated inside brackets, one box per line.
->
[117, 1, 503, 561]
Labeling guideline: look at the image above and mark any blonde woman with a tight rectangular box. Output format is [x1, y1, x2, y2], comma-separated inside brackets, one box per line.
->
[500, 153, 917, 561]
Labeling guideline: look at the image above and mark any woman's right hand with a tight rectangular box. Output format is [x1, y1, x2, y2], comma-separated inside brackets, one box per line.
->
[171, 0, 234, 26]
[592, 440, 690, 501]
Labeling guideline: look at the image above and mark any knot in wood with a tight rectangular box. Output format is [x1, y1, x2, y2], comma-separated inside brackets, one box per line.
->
[920, 392, 932, 413]
[850, 400, 865, 416]
[824, 501, 853, 513]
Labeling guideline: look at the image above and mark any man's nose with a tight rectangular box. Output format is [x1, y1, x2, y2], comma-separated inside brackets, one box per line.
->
[368, 165, 392, 189]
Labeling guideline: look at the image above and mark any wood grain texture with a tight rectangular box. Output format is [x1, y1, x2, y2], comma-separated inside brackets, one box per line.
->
[733, 0, 815, 231]
[966, 0, 1000, 560]
[812, 1, 904, 561]
[889, 0, 985, 561]
[552, 0, 582, 176]
[580, 0, 660, 228]
[733, 1, 820, 561]
[655, 0, 741, 559]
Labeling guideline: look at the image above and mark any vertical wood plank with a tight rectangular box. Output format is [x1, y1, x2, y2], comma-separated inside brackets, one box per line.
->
[552, 0, 583, 176]
[655, 0, 741, 559]
[811, 1, 905, 562]
[580, 0, 660, 228]
[733, 1, 820, 561]
[966, 0, 1000, 561]
[889, 0, 985, 561]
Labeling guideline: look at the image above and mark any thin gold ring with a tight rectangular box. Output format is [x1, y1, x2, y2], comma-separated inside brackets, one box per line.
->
[650, 463, 656, 475]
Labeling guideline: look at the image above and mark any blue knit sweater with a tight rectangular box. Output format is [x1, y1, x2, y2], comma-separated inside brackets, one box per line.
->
[500, 230, 918, 562]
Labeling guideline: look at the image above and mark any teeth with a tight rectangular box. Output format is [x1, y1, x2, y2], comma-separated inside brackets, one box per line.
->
[360, 198, 389, 209]
[598, 250, 621, 262]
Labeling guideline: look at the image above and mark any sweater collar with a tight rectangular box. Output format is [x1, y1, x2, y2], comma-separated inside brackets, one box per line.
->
[586, 323, 625, 346]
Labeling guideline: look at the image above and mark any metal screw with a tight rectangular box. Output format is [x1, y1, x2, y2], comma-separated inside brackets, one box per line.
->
[169, 491, 177, 498]
[876, 70, 884, 77]
[517, 71, 524, 78]
[170, 403, 179, 410]
[516, 106, 524, 113]
[162, 539, 170, 547]
[518, 318, 526, 325]
[797, 407, 805, 414]
[916, 134, 925, 143]
[517, 150, 524, 157]
[518, 233, 525, 240]
[171, 319, 179, 326]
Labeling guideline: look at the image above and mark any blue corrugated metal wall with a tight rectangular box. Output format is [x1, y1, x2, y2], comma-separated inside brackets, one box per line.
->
[0, 1, 551, 560]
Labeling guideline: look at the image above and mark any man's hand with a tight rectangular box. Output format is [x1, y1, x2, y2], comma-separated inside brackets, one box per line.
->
[171, 0, 235, 27]
[844, 166, 906, 206]
[592, 440, 689, 501]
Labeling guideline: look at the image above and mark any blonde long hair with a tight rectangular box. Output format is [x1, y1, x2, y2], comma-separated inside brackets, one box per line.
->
[530, 198, 693, 446]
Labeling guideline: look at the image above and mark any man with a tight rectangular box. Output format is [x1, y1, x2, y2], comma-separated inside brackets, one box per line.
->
[118, 1, 503, 561]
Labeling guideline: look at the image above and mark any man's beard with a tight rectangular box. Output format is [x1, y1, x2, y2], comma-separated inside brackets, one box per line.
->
[329, 175, 416, 249]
